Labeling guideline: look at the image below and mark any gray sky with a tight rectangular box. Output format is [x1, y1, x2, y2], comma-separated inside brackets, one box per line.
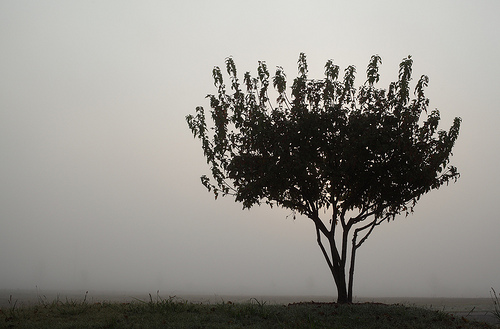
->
[1, 0, 499, 299]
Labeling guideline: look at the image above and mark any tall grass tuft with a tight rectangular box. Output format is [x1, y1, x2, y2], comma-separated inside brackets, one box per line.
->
[491, 287, 500, 324]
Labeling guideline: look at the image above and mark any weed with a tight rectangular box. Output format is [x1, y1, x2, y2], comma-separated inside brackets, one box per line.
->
[1, 294, 20, 322]
[7, 294, 17, 311]
[491, 287, 500, 324]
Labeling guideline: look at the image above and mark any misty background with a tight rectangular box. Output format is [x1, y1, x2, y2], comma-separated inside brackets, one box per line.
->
[1, 1, 499, 299]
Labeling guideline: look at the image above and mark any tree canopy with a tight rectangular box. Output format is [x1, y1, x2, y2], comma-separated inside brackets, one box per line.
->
[186, 53, 461, 303]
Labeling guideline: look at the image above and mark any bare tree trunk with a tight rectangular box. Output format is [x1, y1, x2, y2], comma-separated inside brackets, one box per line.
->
[347, 244, 357, 302]
[334, 269, 349, 303]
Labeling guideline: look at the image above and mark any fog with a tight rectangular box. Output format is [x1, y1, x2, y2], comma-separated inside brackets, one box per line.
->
[1, 0, 499, 299]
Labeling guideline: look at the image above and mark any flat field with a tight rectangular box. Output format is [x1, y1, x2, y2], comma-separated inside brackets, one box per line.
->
[0, 290, 498, 328]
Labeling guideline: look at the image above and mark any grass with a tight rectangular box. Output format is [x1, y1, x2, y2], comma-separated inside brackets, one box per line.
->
[0, 292, 496, 329]
[492, 288, 500, 324]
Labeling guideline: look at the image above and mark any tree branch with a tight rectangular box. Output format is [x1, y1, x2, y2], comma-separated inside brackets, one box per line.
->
[309, 210, 341, 268]
[316, 225, 334, 272]
[353, 216, 385, 249]
[310, 212, 330, 241]
[347, 215, 385, 301]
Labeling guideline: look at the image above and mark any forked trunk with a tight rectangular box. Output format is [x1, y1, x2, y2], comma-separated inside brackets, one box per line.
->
[330, 261, 351, 303]
[314, 215, 353, 304]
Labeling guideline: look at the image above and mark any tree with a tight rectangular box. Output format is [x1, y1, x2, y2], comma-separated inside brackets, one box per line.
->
[186, 53, 461, 303]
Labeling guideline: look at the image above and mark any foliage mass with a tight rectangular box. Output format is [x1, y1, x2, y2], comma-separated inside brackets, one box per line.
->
[186, 53, 461, 303]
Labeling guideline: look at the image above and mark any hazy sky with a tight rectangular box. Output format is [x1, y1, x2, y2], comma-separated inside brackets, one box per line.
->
[1, 0, 499, 299]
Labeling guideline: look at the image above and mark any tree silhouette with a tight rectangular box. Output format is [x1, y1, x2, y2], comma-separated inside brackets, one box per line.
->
[186, 53, 461, 303]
